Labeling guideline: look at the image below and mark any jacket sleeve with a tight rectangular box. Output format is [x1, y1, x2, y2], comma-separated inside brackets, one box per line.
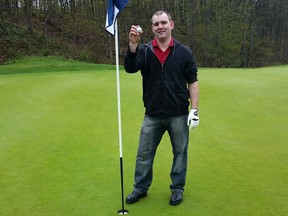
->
[124, 45, 145, 73]
[185, 49, 198, 83]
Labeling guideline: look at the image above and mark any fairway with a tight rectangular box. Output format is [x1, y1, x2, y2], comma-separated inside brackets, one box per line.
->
[0, 57, 287, 216]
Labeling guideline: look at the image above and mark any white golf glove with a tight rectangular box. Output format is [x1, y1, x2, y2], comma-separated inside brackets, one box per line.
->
[187, 108, 199, 129]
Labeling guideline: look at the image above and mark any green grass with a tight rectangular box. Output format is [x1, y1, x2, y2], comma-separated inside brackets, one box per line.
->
[0, 57, 287, 216]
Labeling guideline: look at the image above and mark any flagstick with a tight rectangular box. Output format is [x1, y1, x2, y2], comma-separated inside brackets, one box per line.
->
[115, 20, 129, 215]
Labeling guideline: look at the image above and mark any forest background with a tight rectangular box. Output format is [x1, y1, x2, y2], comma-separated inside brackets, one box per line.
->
[0, 0, 287, 68]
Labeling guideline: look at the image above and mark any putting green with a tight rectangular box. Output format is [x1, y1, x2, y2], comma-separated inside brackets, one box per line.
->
[0, 57, 287, 215]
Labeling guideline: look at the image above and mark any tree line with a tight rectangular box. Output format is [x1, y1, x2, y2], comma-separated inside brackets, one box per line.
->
[1, 0, 287, 67]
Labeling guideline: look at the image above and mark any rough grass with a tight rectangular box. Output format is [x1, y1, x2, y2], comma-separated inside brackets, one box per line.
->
[0, 57, 287, 216]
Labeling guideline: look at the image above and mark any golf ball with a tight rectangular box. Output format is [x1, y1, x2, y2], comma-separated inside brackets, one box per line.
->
[136, 26, 142, 33]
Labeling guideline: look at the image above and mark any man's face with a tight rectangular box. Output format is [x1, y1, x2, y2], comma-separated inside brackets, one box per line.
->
[151, 13, 174, 42]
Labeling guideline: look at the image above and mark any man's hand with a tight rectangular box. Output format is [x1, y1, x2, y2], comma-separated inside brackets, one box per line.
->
[187, 108, 199, 129]
[129, 25, 143, 53]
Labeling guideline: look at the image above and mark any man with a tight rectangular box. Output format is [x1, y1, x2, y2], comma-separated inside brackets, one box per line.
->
[124, 10, 199, 206]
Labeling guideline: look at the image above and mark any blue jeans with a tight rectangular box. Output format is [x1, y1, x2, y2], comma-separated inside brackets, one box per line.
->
[133, 114, 189, 193]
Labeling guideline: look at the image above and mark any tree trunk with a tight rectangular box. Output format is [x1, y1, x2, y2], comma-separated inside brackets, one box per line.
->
[24, 0, 33, 33]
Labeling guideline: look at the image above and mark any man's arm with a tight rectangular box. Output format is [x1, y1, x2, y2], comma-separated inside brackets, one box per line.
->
[188, 81, 199, 109]
[187, 81, 199, 129]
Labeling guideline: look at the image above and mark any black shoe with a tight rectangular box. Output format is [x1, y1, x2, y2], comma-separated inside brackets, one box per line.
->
[126, 191, 147, 204]
[170, 191, 183, 206]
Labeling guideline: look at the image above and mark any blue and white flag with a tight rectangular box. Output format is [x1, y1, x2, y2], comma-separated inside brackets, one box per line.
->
[105, 0, 129, 35]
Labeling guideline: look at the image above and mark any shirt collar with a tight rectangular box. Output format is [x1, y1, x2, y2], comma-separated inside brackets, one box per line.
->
[152, 37, 174, 48]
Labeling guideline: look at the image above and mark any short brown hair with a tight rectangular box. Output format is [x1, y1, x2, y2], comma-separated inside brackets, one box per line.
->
[151, 11, 172, 23]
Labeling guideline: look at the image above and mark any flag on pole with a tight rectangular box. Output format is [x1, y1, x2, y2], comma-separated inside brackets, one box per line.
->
[105, 0, 129, 35]
[105, 0, 129, 214]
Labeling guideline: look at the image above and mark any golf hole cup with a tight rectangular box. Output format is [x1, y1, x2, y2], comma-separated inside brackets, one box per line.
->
[136, 26, 142, 33]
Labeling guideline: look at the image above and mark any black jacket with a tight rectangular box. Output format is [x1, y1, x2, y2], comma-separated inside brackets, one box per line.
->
[124, 39, 198, 116]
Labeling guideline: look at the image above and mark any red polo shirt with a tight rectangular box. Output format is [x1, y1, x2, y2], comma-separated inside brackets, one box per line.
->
[152, 37, 174, 65]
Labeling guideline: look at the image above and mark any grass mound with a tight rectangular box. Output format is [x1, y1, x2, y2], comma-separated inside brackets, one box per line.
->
[0, 56, 119, 74]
